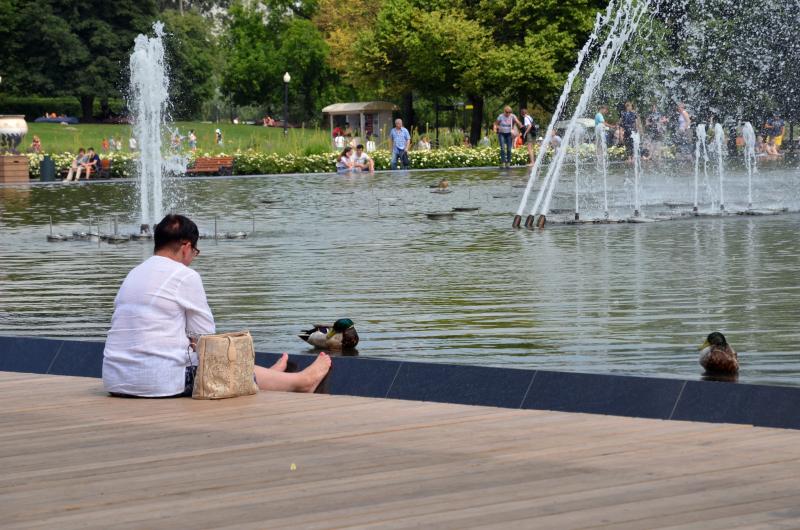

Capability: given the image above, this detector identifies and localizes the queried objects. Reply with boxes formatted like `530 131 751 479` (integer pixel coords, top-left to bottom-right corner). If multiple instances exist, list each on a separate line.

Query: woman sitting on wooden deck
102 214 331 398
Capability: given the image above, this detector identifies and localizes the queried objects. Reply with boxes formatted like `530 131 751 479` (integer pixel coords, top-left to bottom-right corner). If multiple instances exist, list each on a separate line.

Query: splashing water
694 124 709 210
513 3 614 222
742 122 757 208
714 123 726 211
595 123 609 216
534 0 650 219
129 22 177 226
631 131 642 216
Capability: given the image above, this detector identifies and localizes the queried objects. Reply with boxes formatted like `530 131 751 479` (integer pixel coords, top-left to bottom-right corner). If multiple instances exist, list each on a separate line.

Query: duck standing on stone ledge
699 332 739 374
299 319 359 351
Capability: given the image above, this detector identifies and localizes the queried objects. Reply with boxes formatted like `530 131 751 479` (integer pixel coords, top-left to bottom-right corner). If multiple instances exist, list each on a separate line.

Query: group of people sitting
63 147 101 182
336 144 375 173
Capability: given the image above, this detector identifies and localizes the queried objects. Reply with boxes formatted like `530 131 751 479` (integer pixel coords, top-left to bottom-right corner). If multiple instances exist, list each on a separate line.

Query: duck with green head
299 319 359 351
699 332 739 374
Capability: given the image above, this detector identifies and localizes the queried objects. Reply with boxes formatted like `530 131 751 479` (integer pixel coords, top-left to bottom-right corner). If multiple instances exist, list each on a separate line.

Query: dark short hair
88 147 95 151
154 214 199 253
356 144 364 149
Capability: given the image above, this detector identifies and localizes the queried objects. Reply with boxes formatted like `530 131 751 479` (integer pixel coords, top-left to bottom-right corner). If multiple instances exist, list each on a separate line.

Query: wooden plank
0 371 799 530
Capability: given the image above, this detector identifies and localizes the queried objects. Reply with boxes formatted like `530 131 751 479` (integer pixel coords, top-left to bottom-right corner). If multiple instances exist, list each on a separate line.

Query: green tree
1 0 158 121
346 0 604 144
160 9 219 119
220 0 335 122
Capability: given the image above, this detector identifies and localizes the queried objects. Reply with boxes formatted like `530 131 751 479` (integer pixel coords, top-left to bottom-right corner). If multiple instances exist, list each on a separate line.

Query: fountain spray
632 131 642 217
693 124 708 214
714 123 726 211
512 2 615 228
742 122 756 209
129 22 170 227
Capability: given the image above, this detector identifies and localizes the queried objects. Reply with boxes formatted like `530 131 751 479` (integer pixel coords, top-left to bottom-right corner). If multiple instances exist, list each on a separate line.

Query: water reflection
1 167 800 386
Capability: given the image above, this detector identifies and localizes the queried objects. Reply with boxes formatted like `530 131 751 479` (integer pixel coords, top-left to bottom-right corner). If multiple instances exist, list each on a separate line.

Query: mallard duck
699 332 739 374
299 318 359 350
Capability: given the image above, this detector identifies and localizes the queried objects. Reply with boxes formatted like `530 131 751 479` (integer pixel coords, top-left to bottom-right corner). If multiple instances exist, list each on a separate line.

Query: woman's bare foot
270 353 288 372
300 352 332 393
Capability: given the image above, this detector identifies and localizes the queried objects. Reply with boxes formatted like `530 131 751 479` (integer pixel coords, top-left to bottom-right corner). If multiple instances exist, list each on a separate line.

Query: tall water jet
595 123 609 217
513 3 615 228
573 127 586 221
714 123 726 211
535 0 650 221
631 131 642 217
693 124 708 213
742 122 756 208
129 22 170 226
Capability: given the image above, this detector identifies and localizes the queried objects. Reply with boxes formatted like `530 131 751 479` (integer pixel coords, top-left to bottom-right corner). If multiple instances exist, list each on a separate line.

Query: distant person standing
494 106 523 168
765 112 785 149
215 128 223 146
390 118 411 170
520 108 538 166
188 130 197 151
101 137 110 153
129 137 138 151
619 101 639 161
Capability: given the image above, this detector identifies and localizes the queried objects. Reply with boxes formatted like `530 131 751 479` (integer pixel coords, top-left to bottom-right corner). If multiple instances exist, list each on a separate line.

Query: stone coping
1 335 798 430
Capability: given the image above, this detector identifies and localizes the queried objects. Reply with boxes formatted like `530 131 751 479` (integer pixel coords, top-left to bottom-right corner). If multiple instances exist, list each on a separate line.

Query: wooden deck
1 371 799 529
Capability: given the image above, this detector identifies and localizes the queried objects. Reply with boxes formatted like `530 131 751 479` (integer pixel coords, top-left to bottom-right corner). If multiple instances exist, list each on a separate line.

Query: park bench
57 158 111 180
186 156 234 176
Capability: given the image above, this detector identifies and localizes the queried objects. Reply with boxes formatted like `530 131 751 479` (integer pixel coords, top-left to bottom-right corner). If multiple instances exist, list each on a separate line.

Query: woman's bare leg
254 352 331 393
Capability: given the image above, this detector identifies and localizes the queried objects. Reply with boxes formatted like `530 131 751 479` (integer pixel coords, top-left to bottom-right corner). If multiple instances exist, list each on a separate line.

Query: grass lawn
26 121 339 155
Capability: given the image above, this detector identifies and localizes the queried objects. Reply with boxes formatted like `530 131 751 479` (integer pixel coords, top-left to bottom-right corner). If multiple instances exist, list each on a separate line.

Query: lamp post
282 72 291 136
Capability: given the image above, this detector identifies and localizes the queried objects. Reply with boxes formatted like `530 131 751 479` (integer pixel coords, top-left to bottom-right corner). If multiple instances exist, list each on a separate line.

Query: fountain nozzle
633 209 640 218
524 215 535 229
512 214 522 228
139 224 151 235
574 212 580 221
720 204 725 212
536 215 546 228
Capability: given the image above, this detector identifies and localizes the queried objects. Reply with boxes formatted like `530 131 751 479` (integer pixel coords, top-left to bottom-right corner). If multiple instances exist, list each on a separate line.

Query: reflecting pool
1 164 800 386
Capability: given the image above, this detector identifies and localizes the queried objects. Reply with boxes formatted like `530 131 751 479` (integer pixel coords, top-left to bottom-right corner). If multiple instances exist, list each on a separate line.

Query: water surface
1 164 799 386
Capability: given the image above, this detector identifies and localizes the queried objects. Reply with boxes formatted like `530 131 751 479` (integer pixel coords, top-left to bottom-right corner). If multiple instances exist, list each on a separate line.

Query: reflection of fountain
129 22 172 226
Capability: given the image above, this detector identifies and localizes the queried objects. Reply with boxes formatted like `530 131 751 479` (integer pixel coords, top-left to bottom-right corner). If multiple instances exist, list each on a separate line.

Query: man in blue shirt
389 118 411 170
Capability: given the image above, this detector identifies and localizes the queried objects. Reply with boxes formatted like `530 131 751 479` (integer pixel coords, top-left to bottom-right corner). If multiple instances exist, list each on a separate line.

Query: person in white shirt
520 108 538 166
353 144 374 173
102 214 331 397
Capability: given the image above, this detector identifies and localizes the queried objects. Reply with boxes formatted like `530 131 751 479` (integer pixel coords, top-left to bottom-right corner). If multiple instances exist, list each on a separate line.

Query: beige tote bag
192 330 259 399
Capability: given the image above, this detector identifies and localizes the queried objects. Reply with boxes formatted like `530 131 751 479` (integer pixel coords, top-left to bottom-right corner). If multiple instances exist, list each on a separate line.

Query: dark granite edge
1 336 799 430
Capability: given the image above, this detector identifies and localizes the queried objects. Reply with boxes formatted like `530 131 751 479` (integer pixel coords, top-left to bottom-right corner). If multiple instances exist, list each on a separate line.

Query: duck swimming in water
699 332 739 374
299 319 359 351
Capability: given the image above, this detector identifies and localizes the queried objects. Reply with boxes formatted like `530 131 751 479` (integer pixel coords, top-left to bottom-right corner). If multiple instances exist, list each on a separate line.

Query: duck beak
326 329 335 338
699 339 710 350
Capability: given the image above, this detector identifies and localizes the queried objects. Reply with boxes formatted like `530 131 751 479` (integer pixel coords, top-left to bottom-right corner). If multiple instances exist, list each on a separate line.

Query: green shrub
24 144 629 179
0 97 124 119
